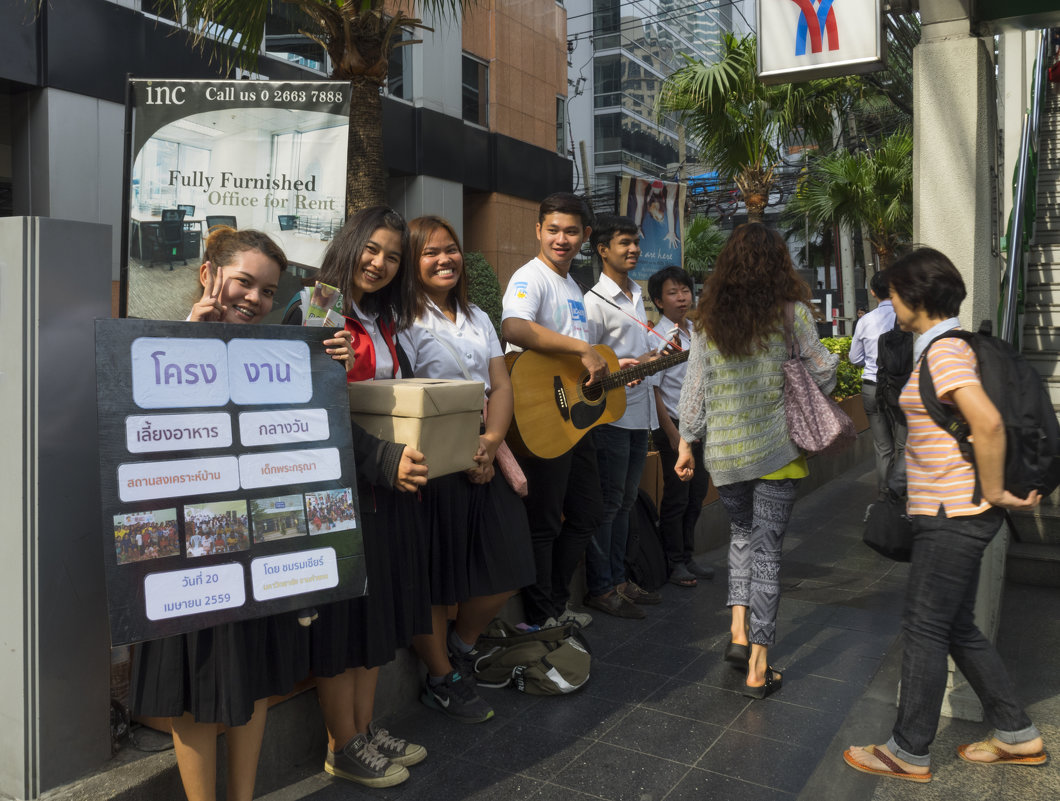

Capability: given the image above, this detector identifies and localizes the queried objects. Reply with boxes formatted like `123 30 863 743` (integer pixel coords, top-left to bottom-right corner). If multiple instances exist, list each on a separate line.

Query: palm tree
784 129 913 271
658 33 845 224
682 216 726 280
158 1 470 213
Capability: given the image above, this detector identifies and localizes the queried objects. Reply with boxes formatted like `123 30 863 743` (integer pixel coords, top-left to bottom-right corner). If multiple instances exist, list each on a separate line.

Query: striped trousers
715 478 800 647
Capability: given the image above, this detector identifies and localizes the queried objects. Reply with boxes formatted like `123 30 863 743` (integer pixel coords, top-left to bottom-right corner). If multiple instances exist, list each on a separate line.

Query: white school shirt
653 313 691 419
501 257 591 349
347 298 394 381
400 301 502 395
584 273 656 430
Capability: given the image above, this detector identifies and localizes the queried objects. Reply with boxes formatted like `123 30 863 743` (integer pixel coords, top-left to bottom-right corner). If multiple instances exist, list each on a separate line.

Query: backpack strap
917 330 982 504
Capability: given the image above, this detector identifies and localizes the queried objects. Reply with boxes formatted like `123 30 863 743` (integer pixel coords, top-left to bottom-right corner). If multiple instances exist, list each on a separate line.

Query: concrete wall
913 32 1000 329
11 88 126 282
0 218 113 799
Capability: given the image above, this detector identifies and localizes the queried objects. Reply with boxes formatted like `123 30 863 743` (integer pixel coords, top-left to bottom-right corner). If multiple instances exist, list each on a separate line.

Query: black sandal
723 641 749 670
742 667 782 699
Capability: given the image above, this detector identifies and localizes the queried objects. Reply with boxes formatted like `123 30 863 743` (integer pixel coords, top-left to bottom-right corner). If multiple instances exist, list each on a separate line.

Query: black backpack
624 489 668 592
919 323 1060 503
875 318 914 425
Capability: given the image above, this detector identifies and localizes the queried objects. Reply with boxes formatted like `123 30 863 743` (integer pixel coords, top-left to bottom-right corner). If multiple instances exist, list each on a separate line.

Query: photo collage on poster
111 488 360 564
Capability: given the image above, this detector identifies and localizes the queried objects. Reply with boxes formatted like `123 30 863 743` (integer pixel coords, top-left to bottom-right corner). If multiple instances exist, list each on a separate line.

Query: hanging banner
96 319 365 646
124 79 351 320
620 176 686 281
757 0 884 84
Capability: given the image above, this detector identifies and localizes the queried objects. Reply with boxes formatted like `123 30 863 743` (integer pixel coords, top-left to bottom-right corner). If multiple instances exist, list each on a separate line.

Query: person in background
648 265 714 588
675 223 838 699
130 227 351 801
401 215 536 723
844 247 1045 783
289 206 431 788
582 215 661 619
849 270 906 496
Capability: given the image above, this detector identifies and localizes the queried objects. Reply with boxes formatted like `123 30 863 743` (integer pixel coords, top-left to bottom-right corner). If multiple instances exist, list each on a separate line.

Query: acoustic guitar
505 345 690 459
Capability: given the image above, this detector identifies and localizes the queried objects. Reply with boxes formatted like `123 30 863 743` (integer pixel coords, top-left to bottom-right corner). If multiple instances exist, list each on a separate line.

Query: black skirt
422 470 535 605
309 478 432 676
130 611 309 727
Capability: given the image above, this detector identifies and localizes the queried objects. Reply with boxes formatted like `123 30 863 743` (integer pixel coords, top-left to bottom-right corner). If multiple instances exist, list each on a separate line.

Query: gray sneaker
324 732 409 787
368 722 427 767
421 671 495 723
557 602 593 629
448 646 478 682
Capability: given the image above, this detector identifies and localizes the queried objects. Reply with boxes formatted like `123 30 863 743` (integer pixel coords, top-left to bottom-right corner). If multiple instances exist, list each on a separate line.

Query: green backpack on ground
471 619 591 695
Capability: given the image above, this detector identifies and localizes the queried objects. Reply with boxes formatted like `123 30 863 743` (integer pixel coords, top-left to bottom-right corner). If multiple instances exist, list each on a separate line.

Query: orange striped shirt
900 336 992 517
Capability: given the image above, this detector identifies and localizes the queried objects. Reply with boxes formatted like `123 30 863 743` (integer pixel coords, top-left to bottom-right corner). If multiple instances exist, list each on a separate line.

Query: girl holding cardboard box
400 215 536 724
288 206 432 788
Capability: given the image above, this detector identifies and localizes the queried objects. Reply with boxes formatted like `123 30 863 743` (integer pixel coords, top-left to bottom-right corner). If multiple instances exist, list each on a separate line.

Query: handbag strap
782 301 800 359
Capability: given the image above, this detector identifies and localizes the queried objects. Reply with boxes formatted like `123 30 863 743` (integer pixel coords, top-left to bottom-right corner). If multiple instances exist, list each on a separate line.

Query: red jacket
344 315 400 383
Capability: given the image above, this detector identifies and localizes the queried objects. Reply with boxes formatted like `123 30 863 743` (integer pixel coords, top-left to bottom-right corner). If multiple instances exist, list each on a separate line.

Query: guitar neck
598 349 689 391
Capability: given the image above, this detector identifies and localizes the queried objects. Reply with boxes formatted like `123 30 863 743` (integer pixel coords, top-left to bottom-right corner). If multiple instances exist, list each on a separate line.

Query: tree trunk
345 76 388 215
745 194 766 224
738 168 771 225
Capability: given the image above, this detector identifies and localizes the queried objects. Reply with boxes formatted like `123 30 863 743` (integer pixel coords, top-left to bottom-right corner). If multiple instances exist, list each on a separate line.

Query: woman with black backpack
843 247 1046 783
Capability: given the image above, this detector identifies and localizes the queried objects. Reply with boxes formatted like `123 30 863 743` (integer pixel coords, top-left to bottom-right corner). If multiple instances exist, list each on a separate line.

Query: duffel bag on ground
472 618 590 695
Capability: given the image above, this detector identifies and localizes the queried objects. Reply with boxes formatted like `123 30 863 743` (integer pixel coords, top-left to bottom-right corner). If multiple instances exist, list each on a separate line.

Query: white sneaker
557 603 592 629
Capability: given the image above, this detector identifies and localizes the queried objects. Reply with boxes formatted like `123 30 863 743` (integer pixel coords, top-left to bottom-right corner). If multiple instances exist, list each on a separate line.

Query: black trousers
517 436 603 624
654 425 709 567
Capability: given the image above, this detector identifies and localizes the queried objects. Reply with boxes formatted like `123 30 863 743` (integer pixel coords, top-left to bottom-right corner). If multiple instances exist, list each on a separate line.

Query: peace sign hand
190 261 225 322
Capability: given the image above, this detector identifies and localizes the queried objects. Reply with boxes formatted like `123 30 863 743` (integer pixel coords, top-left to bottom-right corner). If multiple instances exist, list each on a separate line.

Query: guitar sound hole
581 377 603 403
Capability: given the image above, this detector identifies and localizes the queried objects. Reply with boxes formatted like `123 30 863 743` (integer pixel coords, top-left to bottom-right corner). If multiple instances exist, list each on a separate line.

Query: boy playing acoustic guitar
582 216 663 618
501 192 606 628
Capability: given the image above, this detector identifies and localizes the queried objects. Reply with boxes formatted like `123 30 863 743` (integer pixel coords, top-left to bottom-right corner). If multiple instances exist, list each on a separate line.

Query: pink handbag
782 303 856 455
483 399 528 497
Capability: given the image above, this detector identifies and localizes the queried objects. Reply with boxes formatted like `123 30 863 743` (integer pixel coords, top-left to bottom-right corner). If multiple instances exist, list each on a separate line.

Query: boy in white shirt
501 193 605 627
582 216 661 618
649 266 714 587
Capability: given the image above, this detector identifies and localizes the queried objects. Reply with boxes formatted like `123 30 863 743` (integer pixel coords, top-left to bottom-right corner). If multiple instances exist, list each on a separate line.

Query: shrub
465 251 503 337
820 336 863 401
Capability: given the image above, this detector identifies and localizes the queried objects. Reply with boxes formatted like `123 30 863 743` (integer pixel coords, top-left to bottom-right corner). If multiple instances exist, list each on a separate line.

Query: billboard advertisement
124 79 351 320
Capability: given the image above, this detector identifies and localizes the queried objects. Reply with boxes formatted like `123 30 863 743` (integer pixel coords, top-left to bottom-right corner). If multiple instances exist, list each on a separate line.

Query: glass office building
566 0 751 210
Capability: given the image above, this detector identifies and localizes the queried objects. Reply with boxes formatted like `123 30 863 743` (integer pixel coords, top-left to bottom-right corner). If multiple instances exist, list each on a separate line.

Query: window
265 4 326 72
142 0 179 24
592 0 620 50
594 113 621 165
594 54 621 108
387 32 414 100
556 97 567 155
462 54 488 127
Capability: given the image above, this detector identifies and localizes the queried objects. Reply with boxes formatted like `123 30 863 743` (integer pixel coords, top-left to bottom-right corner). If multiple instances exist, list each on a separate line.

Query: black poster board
96 319 364 645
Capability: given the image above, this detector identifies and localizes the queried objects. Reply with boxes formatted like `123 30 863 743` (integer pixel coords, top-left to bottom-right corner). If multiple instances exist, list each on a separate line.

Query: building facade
564 0 751 213
0 0 572 291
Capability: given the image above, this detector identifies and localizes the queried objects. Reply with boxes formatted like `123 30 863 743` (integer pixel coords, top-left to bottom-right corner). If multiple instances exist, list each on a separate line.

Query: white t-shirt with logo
501 257 591 348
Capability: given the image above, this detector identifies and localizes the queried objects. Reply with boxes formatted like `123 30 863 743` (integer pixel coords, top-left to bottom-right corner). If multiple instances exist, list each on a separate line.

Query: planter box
838 394 869 433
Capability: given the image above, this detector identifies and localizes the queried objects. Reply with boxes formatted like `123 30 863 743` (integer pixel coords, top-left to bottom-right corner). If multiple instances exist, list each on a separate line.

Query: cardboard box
348 378 484 478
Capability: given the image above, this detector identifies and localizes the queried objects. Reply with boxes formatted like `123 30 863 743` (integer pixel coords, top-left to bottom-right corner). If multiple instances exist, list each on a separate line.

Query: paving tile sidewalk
266 458 916 801
802 547 1060 801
